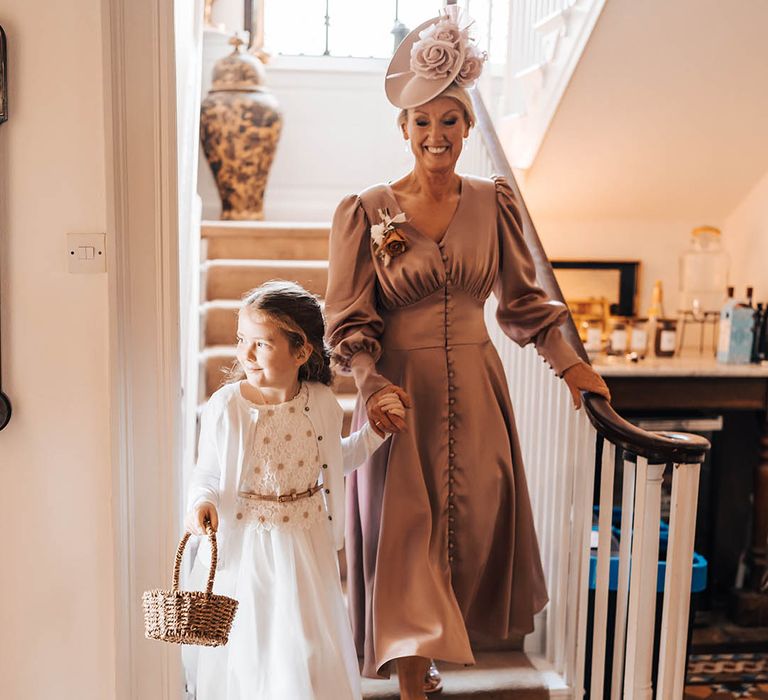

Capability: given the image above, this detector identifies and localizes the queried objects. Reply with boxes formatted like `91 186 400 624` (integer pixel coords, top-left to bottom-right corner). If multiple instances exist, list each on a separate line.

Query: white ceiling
516 0 768 221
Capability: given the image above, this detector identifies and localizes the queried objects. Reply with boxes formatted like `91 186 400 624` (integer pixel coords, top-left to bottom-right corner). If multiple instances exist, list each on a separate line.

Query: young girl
185 280 406 700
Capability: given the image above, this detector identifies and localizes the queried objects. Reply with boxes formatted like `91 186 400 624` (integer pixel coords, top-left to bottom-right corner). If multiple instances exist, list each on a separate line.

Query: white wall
724 169 768 304
520 0 768 222
531 216 725 316
0 4 115 699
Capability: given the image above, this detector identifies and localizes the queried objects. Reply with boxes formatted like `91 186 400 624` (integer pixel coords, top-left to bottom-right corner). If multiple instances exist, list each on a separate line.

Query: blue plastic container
588 507 708 593
583 507 707 697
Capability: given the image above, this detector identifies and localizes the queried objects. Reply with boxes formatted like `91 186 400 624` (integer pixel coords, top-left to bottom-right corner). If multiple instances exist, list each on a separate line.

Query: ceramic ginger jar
200 36 282 220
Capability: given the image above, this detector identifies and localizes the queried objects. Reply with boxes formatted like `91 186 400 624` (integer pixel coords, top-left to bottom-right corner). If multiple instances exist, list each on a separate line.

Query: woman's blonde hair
397 85 476 130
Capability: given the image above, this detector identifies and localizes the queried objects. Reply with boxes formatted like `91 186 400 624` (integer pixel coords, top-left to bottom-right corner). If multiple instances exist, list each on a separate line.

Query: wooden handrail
470 89 709 464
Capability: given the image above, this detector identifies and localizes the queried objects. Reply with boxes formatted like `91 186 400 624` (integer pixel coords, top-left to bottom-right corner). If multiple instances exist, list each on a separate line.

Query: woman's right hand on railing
184 502 219 535
366 385 412 437
563 361 611 410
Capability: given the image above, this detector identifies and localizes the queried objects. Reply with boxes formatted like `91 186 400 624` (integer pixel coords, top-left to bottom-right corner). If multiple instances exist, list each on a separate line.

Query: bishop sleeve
325 195 392 402
493 176 582 377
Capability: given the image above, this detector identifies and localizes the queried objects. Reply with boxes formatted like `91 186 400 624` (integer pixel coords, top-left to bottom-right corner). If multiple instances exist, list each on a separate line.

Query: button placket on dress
440 241 457 565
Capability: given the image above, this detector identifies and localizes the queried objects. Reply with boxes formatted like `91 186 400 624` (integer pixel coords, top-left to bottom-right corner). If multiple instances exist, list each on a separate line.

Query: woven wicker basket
143 526 238 647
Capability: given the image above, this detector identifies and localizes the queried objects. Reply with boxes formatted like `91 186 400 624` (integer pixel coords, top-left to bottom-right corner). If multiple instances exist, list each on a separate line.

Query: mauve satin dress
324 175 582 678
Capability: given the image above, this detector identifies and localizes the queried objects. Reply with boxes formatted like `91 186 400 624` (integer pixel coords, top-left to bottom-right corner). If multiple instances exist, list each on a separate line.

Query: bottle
678 226 730 313
717 287 736 360
647 280 665 320
752 303 767 363
717 286 755 364
746 286 754 307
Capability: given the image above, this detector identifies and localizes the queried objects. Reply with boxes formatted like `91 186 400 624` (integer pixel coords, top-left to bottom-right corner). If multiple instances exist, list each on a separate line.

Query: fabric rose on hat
455 44 487 87
410 36 461 80
418 17 463 46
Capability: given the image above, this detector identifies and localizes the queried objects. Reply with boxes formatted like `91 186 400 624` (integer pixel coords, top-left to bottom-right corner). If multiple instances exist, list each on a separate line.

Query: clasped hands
366 386 412 438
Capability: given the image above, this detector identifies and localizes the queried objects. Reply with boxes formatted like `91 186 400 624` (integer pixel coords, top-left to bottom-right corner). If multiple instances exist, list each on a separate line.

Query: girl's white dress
192 383 363 700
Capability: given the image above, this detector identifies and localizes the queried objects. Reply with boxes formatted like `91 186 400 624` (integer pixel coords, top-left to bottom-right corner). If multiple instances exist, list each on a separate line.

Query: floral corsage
371 208 407 267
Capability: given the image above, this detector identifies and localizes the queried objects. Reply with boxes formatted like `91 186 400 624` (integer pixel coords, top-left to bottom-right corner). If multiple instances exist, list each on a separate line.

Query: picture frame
0 25 7 124
552 260 640 317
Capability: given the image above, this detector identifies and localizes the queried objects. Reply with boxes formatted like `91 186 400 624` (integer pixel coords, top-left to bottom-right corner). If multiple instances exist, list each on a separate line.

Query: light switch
67 234 106 274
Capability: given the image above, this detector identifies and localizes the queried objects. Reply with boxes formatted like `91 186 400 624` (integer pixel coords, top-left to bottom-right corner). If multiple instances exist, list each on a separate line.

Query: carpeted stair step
202 220 330 260
201 300 241 347
204 259 329 301
361 652 562 699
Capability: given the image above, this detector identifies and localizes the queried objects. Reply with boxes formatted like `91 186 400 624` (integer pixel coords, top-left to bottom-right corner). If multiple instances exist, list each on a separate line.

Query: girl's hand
377 392 406 419
184 502 219 535
367 384 412 437
563 361 611 410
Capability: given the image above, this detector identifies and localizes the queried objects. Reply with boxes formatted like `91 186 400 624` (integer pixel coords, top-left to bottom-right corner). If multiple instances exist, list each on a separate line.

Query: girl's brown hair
227 280 332 386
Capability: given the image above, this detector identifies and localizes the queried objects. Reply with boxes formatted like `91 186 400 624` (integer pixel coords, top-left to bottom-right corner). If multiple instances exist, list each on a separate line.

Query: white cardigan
187 380 385 564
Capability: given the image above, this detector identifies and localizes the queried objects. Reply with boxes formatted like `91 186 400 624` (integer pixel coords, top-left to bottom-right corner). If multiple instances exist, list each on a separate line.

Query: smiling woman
323 8 610 700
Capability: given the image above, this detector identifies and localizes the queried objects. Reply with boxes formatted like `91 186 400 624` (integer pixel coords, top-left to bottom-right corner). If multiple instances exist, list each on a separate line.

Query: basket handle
172 522 218 597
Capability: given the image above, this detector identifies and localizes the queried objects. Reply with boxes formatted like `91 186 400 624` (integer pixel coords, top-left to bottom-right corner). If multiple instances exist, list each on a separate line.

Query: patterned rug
685 653 768 698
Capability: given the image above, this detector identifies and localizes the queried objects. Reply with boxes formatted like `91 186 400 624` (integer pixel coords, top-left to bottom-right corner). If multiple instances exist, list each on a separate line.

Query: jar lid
210 35 266 92
692 225 721 236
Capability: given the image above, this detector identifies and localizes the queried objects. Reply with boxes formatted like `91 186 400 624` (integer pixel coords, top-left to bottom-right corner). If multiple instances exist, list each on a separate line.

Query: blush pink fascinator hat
385 5 488 109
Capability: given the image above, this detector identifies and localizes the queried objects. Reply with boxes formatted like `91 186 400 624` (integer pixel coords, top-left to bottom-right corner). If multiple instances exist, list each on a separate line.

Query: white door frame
102 0 184 697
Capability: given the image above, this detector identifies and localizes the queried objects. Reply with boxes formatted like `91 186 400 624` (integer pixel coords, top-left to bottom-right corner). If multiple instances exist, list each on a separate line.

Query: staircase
199 220 357 432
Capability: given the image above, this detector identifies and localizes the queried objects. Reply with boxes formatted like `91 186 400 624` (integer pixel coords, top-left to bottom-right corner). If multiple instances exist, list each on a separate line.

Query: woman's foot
424 660 442 694
396 655 430 700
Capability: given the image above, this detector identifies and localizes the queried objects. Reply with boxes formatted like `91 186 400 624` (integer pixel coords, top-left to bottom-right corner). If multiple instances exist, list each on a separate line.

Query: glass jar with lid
629 318 649 358
654 318 678 357
608 319 628 356
679 226 730 314
582 319 604 355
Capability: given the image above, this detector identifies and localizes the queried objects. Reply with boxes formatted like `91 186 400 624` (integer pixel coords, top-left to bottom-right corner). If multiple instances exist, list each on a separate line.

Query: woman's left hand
563 361 611 409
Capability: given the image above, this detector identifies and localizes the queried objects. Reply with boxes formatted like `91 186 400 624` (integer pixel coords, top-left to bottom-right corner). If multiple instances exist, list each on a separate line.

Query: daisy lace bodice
236 383 327 531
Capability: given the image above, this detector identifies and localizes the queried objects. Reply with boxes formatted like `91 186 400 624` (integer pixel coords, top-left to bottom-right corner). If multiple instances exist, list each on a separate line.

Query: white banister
590 440 616 699
611 457 636 700
551 397 576 675
624 458 665 700
572 409 597 693
657 463 702 699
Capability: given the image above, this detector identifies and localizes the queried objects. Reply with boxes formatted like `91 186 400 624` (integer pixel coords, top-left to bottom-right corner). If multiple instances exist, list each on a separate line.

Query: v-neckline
385 175 465 248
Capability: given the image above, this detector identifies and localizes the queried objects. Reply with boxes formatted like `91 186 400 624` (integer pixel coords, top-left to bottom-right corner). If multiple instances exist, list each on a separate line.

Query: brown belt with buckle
238 483 323 503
